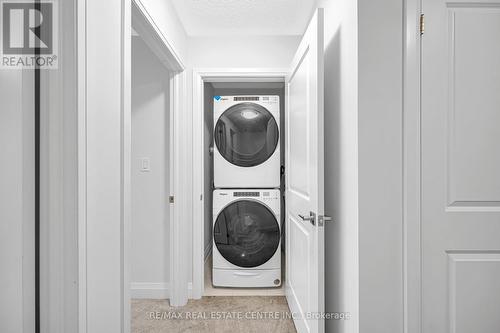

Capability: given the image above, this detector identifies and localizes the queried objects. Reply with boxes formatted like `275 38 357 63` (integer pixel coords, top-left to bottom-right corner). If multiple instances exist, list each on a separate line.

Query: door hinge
420 14 425 35
169 196 174 204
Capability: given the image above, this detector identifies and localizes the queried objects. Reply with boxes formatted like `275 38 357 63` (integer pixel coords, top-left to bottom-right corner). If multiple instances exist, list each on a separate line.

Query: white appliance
213 96 280 188
212 189 281 288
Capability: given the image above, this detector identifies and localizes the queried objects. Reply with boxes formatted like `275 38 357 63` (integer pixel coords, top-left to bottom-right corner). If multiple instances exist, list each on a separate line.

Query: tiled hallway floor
132 296 297 333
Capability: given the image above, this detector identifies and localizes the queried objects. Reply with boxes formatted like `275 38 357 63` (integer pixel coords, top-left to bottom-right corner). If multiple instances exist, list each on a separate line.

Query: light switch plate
140 158 150 172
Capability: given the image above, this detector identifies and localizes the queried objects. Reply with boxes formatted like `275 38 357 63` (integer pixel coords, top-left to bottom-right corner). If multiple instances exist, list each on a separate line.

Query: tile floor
132 296 297 333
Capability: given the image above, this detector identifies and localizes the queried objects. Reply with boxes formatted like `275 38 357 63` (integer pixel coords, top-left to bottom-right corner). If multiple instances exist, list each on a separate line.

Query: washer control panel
228 190 280 201
233 191 260 197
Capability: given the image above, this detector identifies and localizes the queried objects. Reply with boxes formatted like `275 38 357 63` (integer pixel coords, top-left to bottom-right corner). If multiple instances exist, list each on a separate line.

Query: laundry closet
130 2 328 332
202 82 286 295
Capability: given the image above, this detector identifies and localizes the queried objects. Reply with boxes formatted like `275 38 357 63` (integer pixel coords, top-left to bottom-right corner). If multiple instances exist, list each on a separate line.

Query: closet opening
196 78 288 298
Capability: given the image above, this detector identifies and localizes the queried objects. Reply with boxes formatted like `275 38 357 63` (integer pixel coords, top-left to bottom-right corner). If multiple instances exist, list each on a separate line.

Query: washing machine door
215 103 279 167
214 200 280 268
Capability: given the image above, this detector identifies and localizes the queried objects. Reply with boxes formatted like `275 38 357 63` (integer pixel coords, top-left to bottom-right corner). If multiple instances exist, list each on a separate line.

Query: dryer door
215 103 279 167
214 200 280 268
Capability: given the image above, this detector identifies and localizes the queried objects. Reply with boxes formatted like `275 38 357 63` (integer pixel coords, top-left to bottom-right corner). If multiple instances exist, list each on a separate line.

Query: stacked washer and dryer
212 96 282 288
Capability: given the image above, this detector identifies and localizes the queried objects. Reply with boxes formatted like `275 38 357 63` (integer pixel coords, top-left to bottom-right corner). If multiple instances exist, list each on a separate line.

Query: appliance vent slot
234 191 260 197
234 96 259 101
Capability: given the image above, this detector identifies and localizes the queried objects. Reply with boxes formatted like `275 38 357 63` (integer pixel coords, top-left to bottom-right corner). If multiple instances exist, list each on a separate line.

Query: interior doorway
127 0 185 327
191 70 289 299
130 70 299 333
201 81 286 297
130 29 172 300
127 6 326 333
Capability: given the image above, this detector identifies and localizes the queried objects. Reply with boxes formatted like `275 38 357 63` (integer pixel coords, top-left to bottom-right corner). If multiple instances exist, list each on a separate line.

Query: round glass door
214 200 280 268
215 103 279 167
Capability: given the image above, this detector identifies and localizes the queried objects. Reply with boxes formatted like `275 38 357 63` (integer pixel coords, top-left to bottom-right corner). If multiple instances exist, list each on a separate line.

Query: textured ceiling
170 0 317 36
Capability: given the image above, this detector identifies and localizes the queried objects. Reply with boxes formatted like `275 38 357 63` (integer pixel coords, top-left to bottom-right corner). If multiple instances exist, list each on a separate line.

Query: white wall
317 1 360 332
131 36 171 298
357 0 404 332
188 36 300 68
318 2 405 332
0 71 31 333
318 1 405 332
137 0 188 64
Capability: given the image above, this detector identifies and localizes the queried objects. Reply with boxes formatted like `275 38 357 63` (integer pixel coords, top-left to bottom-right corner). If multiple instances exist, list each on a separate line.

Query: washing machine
212 189 281 288
213 96 280 188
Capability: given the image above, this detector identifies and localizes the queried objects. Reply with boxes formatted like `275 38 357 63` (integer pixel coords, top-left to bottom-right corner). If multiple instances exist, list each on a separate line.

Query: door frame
403 0 422 332
130 0 186 307
129 0 188 310
77 0 185 331
191 68 287 299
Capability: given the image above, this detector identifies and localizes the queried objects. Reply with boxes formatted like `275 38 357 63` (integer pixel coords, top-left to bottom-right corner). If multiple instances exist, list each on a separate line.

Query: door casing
403 0 423 332
191 69 287 299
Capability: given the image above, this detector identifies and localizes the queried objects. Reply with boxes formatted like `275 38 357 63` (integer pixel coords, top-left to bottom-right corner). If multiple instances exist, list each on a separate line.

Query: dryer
213 96 280 188
212 189 281 288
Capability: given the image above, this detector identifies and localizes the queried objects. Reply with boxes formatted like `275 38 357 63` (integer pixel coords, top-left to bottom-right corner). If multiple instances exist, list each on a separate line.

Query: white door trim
191 68 287 299
131 0 185 72
77 0 185 331
76 1 87 331
403 0 422 332
168 70 190 306
121 1 131 332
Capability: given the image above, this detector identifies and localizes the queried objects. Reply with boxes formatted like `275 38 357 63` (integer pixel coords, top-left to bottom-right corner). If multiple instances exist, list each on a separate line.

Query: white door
422 0 500 331
285 9 325 333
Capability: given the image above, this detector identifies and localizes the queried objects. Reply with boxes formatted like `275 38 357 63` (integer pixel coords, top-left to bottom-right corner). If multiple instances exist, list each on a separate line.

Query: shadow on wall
324 26 345 333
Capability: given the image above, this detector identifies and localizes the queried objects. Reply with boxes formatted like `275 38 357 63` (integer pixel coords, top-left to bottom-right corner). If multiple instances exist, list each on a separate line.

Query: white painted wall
316 1 360 332
357 0 404 332
137 0 188 64
317 2 405 332
0 71 30 333
131 36 171 299
188 36 300 68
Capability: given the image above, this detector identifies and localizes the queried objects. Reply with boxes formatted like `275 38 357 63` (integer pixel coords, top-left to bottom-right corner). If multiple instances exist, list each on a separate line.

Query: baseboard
131 282 169 299
204 242 212 262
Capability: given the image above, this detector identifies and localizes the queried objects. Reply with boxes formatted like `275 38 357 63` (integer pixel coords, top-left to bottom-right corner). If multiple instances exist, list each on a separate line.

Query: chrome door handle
299 212 316 226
